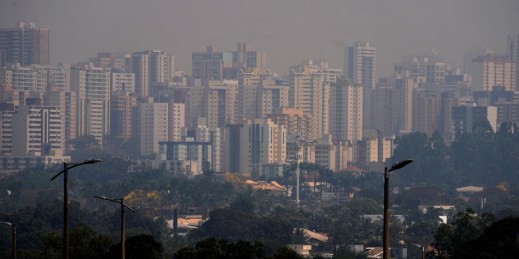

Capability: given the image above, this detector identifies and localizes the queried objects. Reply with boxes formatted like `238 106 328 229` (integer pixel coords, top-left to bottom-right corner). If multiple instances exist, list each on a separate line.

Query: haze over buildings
0 1 518 175
1 0 517 75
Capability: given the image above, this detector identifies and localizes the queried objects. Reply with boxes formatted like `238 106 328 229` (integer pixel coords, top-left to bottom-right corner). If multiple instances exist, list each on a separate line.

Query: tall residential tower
0 22 49 67
345 42 376 129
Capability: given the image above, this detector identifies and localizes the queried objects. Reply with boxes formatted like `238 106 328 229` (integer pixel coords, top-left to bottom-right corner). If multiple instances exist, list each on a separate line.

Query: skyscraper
289 65 328 141
468 55 516 91
237 70 288 120
345 42 376 129
110 91 137 141
12 103 64 156
508 34 519 90
0 22 50 67
329 78 363 142
138 98 168 156
71 64 111 145
224 119 286 175
131 50 174 98
192 46 233 81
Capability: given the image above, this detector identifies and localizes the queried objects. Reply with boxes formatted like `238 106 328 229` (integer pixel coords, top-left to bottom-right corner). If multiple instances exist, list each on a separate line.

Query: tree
433 208 494 258
272 246 304 259
40 226 112 259
452 216 519 259
107 234 163 259
174 237 266 259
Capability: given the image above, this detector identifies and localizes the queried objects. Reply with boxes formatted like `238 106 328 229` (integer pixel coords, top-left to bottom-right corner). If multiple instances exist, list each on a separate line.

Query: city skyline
1 0 517 75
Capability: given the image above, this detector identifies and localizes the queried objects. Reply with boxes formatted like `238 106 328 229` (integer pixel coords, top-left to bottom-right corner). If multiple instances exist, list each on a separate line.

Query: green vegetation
1 123 519 257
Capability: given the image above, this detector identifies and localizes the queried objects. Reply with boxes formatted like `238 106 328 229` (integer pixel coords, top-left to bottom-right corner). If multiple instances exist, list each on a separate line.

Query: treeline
390 121 519 188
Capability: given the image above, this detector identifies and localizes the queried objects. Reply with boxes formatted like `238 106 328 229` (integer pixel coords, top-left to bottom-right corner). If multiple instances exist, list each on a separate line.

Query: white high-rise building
139 98 168 156
0 105 14 155
329 78 363 142
168 100 185 142
508 34 519 90
187 80 237 128
345 42 376 129
467 55 516 91
12 104 64 156
71 63 111 145
0 64 38 93
237 70 288 120
0 64 71 94
289 65 329 141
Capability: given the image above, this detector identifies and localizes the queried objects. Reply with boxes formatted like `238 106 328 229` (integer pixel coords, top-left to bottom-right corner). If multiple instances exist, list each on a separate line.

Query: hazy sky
1 0 518 76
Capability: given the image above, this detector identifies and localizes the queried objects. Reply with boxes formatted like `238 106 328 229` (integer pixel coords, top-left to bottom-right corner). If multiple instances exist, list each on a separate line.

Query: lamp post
50 159 101 259
94 195 135 259
383 159 413 259
1 221 15 259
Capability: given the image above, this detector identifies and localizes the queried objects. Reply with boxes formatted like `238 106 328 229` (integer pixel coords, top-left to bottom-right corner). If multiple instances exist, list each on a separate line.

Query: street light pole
383 159 413 259
94 195 135 259
1 221 15 259
51 159 101 259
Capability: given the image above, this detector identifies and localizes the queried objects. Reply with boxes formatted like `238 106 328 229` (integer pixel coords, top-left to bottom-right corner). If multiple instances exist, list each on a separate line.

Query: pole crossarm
1 221 14 226
50 159 102 180
94 195 135 212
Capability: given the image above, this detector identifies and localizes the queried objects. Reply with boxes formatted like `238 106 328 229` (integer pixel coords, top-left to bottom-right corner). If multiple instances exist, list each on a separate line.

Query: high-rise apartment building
345 42 376 87
0 22 50 67
0 64 38 93
131 50 174 98
111 72 135 93
268 107 312 141
168 99 185 142
345 42 376 129
0 64 71 95
224 119 286 175
192 46 233 81
233 43 267 71
468 55 516 91
394 51 446 84
187 80 237 128
89 52 130 71
289 65 329 140
394 78 416 134
34 64 71 92
0 104 15 155
71 64 111 145
139 98 168 156
372 80 396 137
12 103 64 156
237 70 288 120
329 78 363 142
193 43 267 80
110 91 137 141
508 34 519 90
192 126 224 172
412 89 441 136
43 86 69 149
